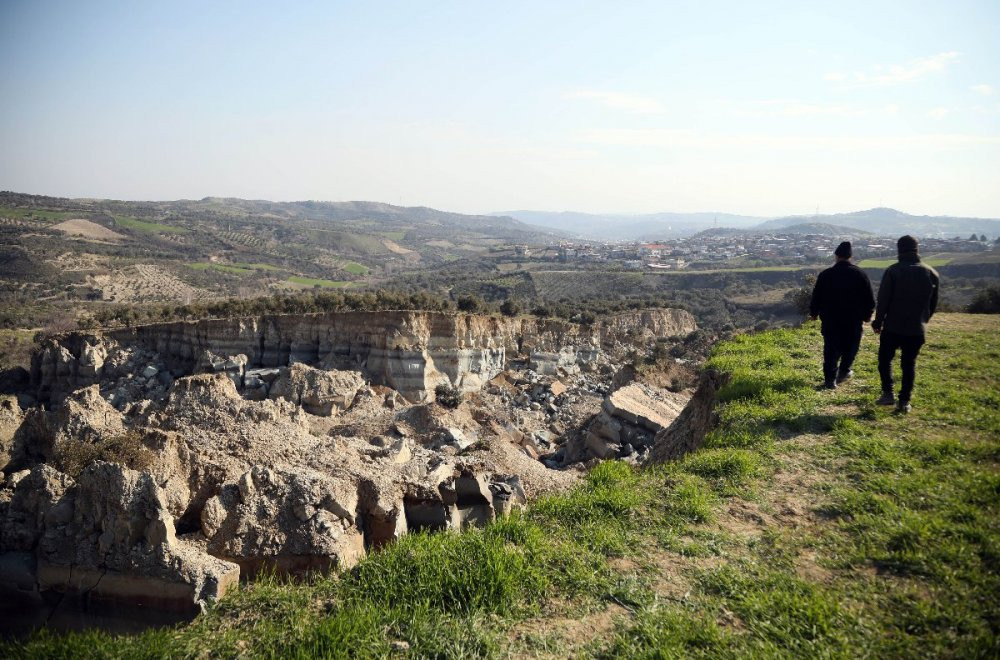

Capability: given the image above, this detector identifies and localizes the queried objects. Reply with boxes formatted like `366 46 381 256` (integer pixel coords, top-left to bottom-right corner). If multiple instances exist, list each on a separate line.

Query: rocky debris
566 383 688 464
3 308 705 620
244 367 280 393
646 369 731 464
31 335 172 408
194 350 248 389
268 363 365 416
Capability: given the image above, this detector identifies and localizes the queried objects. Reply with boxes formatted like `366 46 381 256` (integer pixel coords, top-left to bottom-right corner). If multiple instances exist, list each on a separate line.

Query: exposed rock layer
31 309 696 404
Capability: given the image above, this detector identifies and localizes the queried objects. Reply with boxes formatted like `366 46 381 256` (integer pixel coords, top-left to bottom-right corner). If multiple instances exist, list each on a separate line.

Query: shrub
434 383 462 409
456 295 483 313
498 299 520 317
53 431 155 479
967 285 1000 313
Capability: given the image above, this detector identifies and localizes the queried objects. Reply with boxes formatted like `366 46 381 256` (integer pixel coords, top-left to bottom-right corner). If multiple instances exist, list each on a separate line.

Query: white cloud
825 51 960 88
927 107 951 120
565 90 665 114
971 83 996 96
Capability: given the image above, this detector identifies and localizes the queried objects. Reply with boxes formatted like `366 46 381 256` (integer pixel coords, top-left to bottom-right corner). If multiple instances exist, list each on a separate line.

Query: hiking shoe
895 401 912 415
836 370 854 384
876 392 895 406
822 380 837 390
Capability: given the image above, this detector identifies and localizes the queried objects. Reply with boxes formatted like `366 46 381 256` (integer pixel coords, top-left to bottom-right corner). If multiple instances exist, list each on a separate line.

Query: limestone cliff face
30 308 696 404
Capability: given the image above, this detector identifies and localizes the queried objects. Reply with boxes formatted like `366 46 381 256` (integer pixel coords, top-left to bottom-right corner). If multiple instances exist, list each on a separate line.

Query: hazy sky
2 0 998 217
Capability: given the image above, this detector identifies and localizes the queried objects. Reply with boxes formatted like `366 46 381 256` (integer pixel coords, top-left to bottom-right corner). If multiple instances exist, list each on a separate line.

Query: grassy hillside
5 314 998 657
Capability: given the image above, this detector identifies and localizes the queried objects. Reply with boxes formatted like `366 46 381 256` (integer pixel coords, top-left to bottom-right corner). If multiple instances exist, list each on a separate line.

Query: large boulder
1 462 239 613
0 397 23 473
268 363 365 416
566 383 688 463
0 464 74 551
646 370 730 464
48 385 125 450
199 466 366 575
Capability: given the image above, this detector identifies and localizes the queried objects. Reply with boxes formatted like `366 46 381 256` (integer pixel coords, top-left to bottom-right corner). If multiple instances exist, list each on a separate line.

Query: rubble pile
1 308 707 623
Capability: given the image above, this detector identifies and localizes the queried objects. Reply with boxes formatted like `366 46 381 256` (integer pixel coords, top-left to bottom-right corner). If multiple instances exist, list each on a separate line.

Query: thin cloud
971 83 996 96
825 51 960 88
565 90 665 114
927 107 951 120
749 99 865 117
577 127 1000 151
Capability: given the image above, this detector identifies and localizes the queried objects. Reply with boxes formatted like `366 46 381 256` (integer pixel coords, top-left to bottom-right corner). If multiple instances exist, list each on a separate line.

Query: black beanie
897 235 918 253
834 241 852 258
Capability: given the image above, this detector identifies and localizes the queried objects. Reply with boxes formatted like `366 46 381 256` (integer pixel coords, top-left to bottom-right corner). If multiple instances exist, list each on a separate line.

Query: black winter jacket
872 252 939 336
809 260 876 326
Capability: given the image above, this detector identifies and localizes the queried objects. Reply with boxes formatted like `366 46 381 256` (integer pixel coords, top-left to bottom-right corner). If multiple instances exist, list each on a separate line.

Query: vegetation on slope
4 314 997 657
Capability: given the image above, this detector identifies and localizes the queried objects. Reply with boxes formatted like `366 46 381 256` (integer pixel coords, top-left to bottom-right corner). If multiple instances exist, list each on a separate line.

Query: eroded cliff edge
30 308 697 404
2 308 698 626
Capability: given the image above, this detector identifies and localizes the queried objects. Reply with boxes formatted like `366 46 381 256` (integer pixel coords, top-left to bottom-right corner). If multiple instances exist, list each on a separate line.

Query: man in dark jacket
810 241 876 389
872 235 939 413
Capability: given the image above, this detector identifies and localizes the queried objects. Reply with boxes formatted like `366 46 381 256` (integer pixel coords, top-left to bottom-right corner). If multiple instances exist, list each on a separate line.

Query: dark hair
897 235 918 253
834 241 852 258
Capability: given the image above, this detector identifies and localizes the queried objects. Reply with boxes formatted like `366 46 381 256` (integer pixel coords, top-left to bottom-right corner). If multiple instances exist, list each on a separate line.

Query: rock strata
31 309 696 404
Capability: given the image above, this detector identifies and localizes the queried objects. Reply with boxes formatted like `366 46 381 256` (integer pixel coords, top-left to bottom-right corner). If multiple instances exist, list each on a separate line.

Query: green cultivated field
5 314 997 657
0 207 80 221
231 262 282 271
287 276 353 288
114 216 188 234
339 260 369 275
186 263 254 275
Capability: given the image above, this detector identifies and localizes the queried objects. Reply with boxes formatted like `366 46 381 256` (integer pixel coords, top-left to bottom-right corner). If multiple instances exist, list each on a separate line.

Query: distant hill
692 222 871 239
756 208 1000 237
0 192 569 306
493 210 768 240
767 222 872 236
498 207 1000 240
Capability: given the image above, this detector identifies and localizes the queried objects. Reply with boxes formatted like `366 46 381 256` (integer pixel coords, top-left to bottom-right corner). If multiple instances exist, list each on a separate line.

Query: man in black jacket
810 241 876 389
872 235 940 414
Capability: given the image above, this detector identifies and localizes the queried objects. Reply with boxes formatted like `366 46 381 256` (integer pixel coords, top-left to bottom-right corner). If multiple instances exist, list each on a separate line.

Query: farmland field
286 276 353 288
114 216 188 234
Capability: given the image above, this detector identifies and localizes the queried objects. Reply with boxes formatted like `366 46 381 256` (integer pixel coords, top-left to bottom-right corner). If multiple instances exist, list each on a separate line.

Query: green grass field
287 276 353 288
858 255 953 268
339 260 369 275
0 207 81 222
230 262 282 272
5 314 997 657
114 216 188 234
186 262 254 275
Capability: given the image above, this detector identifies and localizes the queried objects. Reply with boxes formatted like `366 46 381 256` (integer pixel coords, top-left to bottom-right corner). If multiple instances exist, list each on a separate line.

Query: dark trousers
822 323 863 383
878 331 925 402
